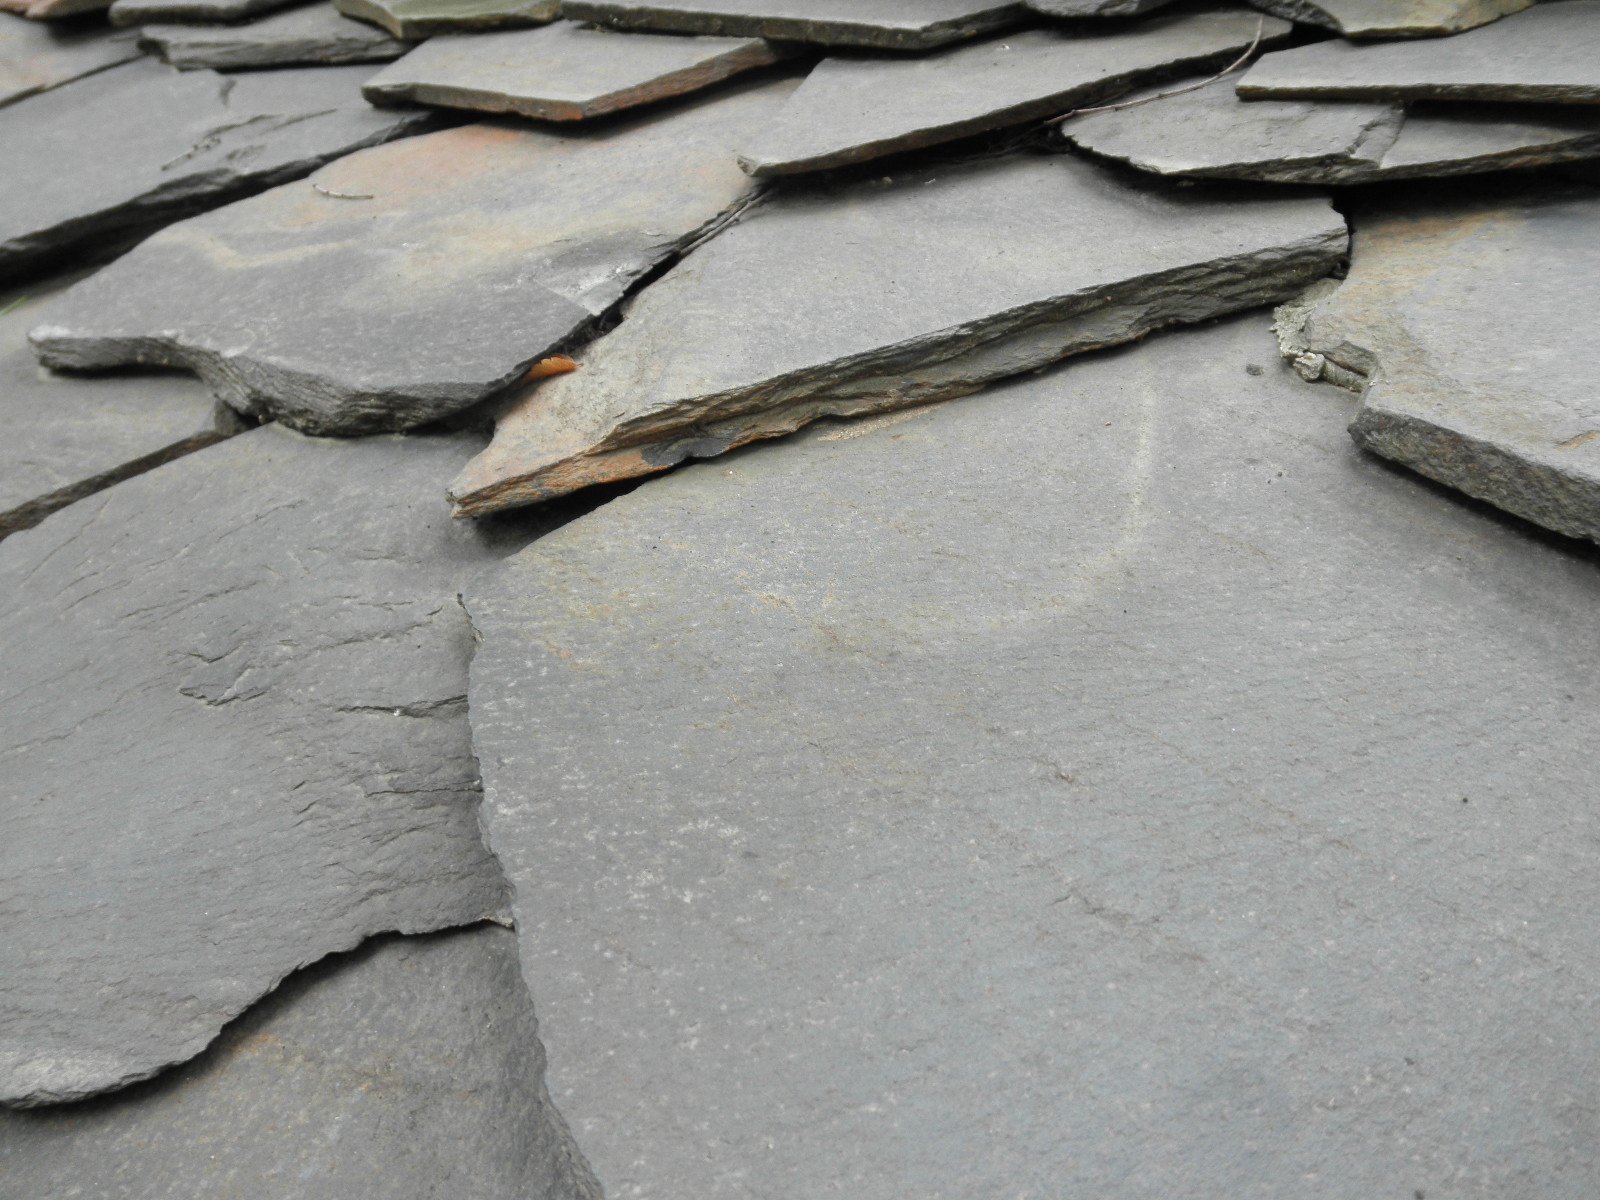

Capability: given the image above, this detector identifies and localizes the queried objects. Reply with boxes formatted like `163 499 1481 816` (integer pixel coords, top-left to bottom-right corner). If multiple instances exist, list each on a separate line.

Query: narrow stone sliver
108 0 302 25
1245 0 1533 38
333 0 557 39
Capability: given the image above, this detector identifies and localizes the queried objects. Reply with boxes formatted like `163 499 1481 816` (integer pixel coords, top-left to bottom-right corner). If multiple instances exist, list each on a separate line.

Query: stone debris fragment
140 2 411 70
738 7 1291 177
0 424 513 1107
464 313 1600 1200
561 0 1024 50
451 155 1343 514
1246 0 1532 38
364 19 783 121
0 276 240 540
0 12 138 106
110 0 297 24
334 0 555 38
0 927 598 1199
0 59 436 282
31 77 795 434
1064 77 1600 183
1285 185 1600 544
1239 1 1600 105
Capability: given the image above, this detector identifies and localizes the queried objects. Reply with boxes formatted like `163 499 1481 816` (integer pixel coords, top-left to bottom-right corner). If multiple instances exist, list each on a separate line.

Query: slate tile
334 0 555 39
449 153 1345 514
0 11 138 106
0 0 109 22
1247 0 1533 38
140 1 410 69
560 0 1025 50
110 0 299 24
1028 0 1177 13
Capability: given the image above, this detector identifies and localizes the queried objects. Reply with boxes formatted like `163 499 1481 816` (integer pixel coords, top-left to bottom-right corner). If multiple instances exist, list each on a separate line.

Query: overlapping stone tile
110 0 299 24
561 0 1024 49
449 154 1344 514
1028 0 1177 13
0 424 514 1106
463 313 1600 1200
0 12 138 106
0 59 436 282
0 926 600 1199
334 0 554 38
1239 0 1600 104
1247 0 1532 38
364 20 783 121
1283 184 1600 543
1064 77 1600 182
0 0 107 22
0 275 240 540
141 2 409 69
737 6 1290 177
31 77 796 434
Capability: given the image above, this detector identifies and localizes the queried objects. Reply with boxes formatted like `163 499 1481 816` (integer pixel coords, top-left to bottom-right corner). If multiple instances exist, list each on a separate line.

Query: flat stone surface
1028 0 1177 13
111 0 296 24
0 274 238 540
739 7 1291 176
450 154 1344 513
1239 1 1600 104
1247 0 1532 38
0 58 435 282
31 77 795 434
364 21 782 121
0 926 600 1199
1292 185 1600 543
464 313 1600 1200
0 424 514 1106
141 2 409 69
0 12 138 106
561 0 1023 49
334 0 555 38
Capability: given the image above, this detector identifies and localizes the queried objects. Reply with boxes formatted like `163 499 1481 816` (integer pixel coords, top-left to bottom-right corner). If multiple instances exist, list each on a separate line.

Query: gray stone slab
31 77 795 435
0 58 435 283
364 21 783 121
1284 186 1600 544
0 275 239 540
0 12 138 106
449 154 1344 514
0 423 514 1106
561 0 1024 50
110 0 297 24
1375 103 1600 178
1238 1 1600 104
463 312 1600 1200
1028 0 1177 14
0 0 108 22
141 2 409 69
334 0 554 38
1248 0 1532 38
738 7 1292 177
0 926 600 1199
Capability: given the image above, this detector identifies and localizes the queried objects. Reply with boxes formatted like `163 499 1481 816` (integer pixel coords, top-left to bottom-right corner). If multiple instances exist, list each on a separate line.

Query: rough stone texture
1065 77 1600 183
450 154 1344 514
1239 1 1600 105
31 77 795 435
0 12 138 106
364 21 783 122
0 0 108 22
1289 185 1600 544
560 0 1024 50
0 926 600 1199
1028 0 1176 13
141 3 410 69
464 313 1600 1200
110 0 299 25
0 424 515 1107
1248 0 1532 38
0 59 436 283
738 7 1292 177
0 274 240 540
334 0 554 39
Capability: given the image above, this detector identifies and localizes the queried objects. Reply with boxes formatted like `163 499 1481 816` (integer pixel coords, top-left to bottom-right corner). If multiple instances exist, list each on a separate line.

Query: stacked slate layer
139 3 411 71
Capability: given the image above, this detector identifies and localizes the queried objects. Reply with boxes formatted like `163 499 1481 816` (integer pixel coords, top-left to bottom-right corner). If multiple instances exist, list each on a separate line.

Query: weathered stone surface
0 424 515 1106
1247 0 1532 38
1239 1 1600 104
31 78 794 435
450 154 1344 513
562 0 1024 49
1029 0 1175 14
364 21 782 121
110 0 297 25
464 313 1600 1200
1287 185 1600 544
0 926 598 1198
335 0 554 38
738 7 1291 176
0 12 137 106
141 2 409 69
0 275 239 540
0 59 435 282
0 0 107 22
1065 77 1600 182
